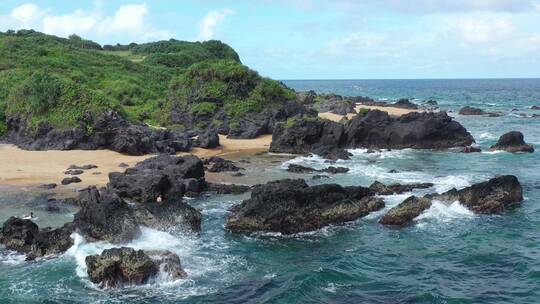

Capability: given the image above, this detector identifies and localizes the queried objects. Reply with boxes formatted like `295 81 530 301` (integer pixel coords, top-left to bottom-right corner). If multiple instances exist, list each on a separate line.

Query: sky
1 0 540 79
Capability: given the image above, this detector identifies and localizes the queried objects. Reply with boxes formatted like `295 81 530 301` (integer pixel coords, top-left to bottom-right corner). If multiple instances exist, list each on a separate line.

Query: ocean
1 79 539 303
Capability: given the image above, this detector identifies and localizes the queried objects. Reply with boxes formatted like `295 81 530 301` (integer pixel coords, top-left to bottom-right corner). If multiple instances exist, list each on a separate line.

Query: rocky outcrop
69 164 98 170
379 196 432 226
85 247 186 288
459 106 485 115
286 164 349 174
271 110 474 159
344 110 474 150
393 99 419 109
461 146 482 153
65 169 84 175
5 110 192 156
369 181 434 195
73 187 140 243
0 217 74 259
61 176 82 185
226 179 382 234
108 155 204 232
205 183 251 195
429 175 523 214
204 157 243 173
193 130 220 149
269 118 350 160
311 93 356 115
379 175 524 227
490 131 534 153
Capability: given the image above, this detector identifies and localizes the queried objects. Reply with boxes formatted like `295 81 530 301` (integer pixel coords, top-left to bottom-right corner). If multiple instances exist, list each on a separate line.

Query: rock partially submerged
490 131 534 153
393 99 419 109
286 164 349 174
379 175 523 227
226 179 382 234
270 110 474 159
85 247 186 288
204 157 243 173
108 155 204 232
379 196 432 226
73 187 140 243
459 106 485 115
369 181 434 195
0 217 74 260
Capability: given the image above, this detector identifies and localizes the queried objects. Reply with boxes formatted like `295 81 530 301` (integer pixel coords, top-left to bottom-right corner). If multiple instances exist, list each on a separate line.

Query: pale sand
319 105 422 122
0 134 272 188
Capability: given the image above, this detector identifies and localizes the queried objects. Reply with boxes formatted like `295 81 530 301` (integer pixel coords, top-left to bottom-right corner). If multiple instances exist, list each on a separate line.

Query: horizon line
280 77 540 81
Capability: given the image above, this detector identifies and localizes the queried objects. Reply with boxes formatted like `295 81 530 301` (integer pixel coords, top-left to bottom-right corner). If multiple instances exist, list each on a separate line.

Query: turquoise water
1 79 540 303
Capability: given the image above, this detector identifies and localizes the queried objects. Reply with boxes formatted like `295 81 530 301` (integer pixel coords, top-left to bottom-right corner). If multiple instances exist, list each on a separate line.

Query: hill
0 30 307 145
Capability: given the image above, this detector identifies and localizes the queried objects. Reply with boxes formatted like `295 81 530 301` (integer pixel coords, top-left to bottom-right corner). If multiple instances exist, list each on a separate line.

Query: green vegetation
285 115 320 128
358 108 370 115
191 102 217 116
0 30 293 135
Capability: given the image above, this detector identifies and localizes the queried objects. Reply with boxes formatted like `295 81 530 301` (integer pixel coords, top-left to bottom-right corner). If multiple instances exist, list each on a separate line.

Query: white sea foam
432 175 471 193
65 226 242 295
0 248 26 265
415 200 475 226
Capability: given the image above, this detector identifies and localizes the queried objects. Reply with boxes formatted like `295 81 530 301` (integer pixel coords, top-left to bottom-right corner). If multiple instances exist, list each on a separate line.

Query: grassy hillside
0 30 291 135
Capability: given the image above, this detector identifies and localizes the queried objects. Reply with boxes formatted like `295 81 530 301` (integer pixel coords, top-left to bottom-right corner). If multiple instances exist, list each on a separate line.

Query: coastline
0 106 417 188
0 134 272 188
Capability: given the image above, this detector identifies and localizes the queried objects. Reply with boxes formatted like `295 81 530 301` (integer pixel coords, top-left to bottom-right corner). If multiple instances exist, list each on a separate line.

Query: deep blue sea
1 79 539 303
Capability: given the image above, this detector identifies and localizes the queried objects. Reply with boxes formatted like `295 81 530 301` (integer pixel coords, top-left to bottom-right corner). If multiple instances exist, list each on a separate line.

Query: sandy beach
0 134 272 188
0 106 414 188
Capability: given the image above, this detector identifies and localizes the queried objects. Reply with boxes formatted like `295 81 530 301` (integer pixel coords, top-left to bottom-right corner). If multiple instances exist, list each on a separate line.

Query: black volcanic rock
5 110 192 156
61 176 82 185
393 99 419 109
204 157 243 172
0 217 74 259
270 110 474 160
490 131 534 153
461 146 482 153
108 155 204 232
459 106 485 115
73 187 140 243
269 118 349 160
379 196 432 226
226 179 382 234
86 247 186 288
193 130 220 149
379 175 524 227
343 110 474 150
286 164 349 174
430 175 523 214
369 181 434 195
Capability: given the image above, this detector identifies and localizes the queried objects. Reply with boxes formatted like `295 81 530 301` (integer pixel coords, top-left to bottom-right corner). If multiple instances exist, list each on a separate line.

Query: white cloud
449 17 515 43
198 8 235 40
0 3 172 42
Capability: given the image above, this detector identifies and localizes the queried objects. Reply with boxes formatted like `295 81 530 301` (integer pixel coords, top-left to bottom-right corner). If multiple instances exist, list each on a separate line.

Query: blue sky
1 0 540 79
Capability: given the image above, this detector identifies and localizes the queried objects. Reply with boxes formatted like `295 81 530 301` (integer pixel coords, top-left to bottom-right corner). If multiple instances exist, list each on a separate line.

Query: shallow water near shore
1 79 540 303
